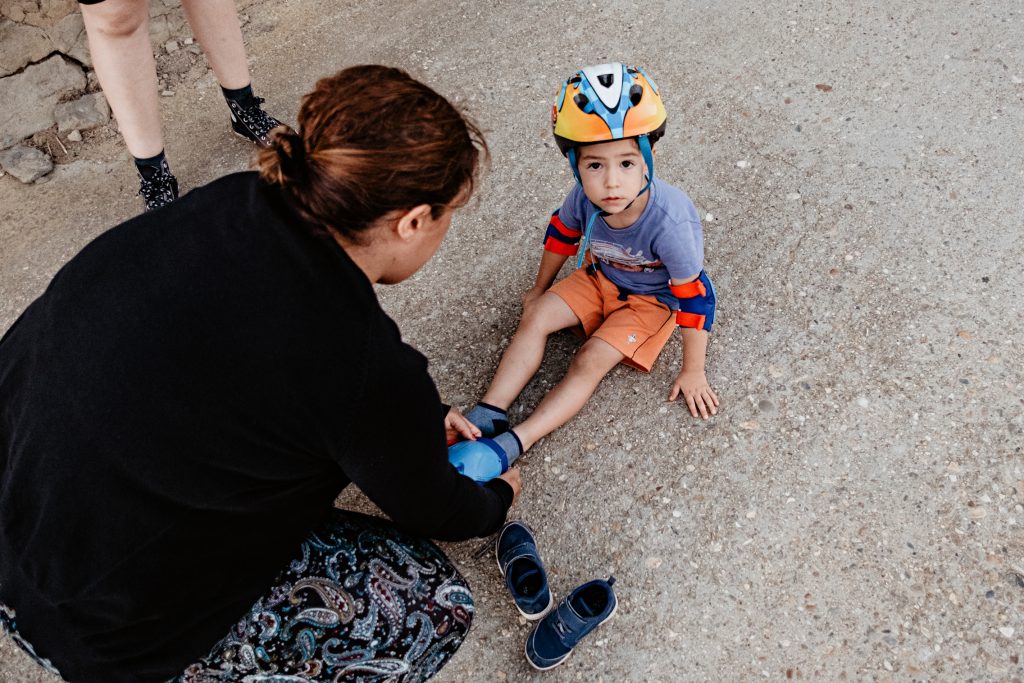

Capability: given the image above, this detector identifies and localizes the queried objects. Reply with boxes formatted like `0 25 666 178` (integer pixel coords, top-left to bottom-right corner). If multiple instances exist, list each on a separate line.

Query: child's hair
258 65 488 243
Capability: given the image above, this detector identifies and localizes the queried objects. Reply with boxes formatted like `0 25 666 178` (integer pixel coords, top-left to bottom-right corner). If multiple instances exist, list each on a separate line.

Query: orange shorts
548 266 676 372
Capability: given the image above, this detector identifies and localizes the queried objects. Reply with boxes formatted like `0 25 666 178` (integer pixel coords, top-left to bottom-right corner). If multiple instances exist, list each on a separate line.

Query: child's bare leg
513 337 625 450
480 293 580 409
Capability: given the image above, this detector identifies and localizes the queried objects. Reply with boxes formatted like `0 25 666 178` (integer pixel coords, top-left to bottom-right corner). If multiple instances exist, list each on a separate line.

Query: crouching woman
0 65 519 682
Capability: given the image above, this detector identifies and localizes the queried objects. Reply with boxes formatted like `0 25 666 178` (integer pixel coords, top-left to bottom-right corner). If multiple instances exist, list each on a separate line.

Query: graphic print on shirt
590 239 664 273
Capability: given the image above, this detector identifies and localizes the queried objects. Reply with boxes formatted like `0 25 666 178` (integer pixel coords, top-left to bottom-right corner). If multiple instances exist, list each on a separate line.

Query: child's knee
569 340 621 376
518 305 554 338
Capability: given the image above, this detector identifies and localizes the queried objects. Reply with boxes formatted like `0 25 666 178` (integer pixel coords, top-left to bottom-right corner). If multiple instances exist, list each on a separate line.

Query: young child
449 63 719 473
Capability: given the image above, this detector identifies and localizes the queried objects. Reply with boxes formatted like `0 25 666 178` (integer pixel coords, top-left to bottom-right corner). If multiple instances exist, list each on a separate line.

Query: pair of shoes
496 521 617 670
228 96 285 147
137 165 179 212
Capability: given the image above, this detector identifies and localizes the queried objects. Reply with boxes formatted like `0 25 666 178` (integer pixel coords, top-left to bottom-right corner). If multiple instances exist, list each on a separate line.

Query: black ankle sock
221 83 255 105
134 151 169 180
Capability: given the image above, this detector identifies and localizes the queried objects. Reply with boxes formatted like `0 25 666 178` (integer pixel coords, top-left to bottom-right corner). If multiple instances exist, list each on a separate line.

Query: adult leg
179 0 250 89
512 337 624 451
80 0 162 158
480 292 581 411
178 510 473 682
180 0 284 146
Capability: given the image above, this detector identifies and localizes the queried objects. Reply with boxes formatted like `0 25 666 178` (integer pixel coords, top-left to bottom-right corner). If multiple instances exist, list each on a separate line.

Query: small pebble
704 212 714 221
165 40 179 53
736 159 750 168
786 192 801 201
856 397 870 408
67 130 82 142
183 37 194 45
998 627 1014 638
161 90 175 97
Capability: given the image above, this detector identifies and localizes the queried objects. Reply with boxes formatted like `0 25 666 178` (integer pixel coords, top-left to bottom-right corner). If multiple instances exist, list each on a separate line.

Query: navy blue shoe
495 521 553 620
525 576 618 670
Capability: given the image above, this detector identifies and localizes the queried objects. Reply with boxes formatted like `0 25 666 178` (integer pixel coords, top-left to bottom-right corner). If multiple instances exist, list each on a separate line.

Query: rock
41 0 77 22
54 92 110 132
149 14 171 46
86 69 100 92
0 55 86 149
2 5 26 23
0 145 53 183
20 0 76 29
46 11 91 67
165 39 179 53
0 19 52 77
66 129 82 142
736 159 750 168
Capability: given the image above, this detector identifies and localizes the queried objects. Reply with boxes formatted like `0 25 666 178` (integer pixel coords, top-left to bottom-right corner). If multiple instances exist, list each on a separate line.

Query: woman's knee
82 0 149 38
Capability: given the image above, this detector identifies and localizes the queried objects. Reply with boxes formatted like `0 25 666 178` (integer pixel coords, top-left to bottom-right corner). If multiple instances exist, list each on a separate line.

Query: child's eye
621 160 635 168
586 162 602 170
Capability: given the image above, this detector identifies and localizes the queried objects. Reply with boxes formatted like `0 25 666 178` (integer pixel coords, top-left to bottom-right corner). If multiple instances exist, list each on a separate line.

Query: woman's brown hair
258 65 488 242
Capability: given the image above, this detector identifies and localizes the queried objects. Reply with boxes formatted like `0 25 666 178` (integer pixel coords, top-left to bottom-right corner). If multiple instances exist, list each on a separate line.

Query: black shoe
138 165 179 212
228 96 284 147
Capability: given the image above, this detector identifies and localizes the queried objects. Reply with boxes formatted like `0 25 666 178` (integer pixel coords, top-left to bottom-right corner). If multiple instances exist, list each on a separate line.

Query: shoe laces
138 167 178 211
231 96 282 145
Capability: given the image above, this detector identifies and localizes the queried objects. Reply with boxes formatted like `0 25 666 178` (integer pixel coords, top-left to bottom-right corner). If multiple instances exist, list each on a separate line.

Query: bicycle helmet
551 63 667 191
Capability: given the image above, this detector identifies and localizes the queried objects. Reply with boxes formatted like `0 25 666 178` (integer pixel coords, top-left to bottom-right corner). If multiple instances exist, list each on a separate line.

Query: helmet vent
573 93 591 111
629 84 643 106
597 73 615 88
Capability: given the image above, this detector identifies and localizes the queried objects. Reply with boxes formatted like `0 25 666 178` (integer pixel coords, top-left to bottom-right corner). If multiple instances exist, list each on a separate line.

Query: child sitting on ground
449 63 719 472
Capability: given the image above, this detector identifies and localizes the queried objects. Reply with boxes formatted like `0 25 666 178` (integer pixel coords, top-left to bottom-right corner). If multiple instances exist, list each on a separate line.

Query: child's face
576 138 648 215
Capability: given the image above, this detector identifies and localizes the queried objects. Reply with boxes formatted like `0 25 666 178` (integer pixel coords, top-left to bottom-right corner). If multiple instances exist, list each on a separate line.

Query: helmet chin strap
570 134 656 269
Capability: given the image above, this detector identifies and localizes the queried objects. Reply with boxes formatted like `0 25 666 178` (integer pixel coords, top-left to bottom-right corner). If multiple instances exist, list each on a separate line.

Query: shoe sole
524 597 618 671
495 523 553 622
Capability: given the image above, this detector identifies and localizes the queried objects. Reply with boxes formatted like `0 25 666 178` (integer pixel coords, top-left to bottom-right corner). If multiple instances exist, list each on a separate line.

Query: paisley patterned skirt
177 509 474 682
1 509 474 683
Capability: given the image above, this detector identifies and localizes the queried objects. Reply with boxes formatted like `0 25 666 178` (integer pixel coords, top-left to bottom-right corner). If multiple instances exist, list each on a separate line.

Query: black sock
221 83 255 106
134 151 170 180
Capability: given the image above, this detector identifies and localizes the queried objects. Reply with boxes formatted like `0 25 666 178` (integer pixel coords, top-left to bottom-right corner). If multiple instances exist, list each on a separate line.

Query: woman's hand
497 467 522 505
444 407 481 444
668 370 719 419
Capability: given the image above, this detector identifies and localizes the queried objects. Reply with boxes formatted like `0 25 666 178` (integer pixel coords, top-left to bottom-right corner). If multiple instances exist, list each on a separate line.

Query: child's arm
523 210 580 306
666 273 719 419
523 250 570 307
669 326 718 419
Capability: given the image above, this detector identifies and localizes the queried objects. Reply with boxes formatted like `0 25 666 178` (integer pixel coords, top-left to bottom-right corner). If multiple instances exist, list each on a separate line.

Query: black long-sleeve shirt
0 172 511 682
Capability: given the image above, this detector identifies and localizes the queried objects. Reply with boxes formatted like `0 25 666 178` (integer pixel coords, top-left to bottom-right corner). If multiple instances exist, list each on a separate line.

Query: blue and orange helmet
551 63 667 191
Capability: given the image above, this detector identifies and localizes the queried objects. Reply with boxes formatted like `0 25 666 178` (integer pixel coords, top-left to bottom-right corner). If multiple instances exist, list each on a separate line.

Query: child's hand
445 407 481 444
521 286 545 311
668 370 719 419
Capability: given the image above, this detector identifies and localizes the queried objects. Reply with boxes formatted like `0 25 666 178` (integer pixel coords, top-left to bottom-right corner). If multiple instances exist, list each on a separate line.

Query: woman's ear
394 204 433 241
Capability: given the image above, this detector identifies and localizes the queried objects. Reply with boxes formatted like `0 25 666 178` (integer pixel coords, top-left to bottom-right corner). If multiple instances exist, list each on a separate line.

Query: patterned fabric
0 603 62 677
177 510 474 683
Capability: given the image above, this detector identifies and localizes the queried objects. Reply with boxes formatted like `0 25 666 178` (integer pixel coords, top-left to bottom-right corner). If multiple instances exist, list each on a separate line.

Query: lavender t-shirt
558 179 704 306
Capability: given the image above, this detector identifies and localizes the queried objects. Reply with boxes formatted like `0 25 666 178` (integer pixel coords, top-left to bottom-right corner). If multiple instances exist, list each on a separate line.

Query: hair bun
276 130 307 179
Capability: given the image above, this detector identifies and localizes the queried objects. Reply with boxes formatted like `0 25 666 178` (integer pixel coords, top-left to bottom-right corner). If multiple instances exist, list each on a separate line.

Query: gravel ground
1 1 1022 681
